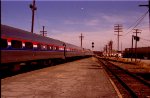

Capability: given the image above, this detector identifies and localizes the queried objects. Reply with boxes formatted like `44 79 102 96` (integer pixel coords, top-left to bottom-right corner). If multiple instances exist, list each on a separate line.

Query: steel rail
98 58 150 98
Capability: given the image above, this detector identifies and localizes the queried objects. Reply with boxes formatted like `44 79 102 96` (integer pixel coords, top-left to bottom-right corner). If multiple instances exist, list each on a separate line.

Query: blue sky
1 0 149 51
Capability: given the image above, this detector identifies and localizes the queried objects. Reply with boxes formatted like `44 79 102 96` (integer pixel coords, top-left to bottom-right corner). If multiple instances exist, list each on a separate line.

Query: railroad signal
92 42 94 49
133 36 140 41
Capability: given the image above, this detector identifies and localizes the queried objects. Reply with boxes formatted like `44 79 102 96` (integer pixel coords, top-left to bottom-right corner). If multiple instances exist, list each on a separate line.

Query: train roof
1 24 82 49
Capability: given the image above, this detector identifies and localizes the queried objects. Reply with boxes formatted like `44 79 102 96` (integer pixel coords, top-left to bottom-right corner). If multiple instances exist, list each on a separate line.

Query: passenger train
1 24 93 71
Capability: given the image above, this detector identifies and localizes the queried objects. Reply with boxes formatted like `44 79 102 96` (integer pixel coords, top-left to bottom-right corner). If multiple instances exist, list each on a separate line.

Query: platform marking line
95 58 123 98
103 67 123 98
109 78 123 98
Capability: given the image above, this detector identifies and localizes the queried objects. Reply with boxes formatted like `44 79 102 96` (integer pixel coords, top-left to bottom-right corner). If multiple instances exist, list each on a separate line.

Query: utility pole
79 33 84 48
139 0 150 31
133 29 141 62
63 43 66 59
29 0 37 33
114 24 123 52
106 45 108 56
131 35 134 61
40 26 47 36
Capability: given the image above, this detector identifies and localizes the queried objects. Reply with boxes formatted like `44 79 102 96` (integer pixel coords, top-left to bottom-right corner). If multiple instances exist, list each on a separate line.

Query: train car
123 47 150 59
1 24 92 71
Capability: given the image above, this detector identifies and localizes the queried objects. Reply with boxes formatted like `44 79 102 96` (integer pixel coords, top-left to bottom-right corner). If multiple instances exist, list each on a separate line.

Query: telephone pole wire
139 0 150 32
40 26 47 36
29 0 37 33
79 33 84 48
114 24 123 52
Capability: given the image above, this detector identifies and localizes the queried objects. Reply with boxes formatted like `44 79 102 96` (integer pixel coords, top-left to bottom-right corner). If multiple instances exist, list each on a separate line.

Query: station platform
1 57 120 98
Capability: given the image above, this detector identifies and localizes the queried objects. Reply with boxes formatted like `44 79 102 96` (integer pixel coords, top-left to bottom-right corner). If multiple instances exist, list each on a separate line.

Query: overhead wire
140 37 150 42
138 41 150 47
126 11 147 31
123 10 149 37
35 9 41 34
120 10 149 50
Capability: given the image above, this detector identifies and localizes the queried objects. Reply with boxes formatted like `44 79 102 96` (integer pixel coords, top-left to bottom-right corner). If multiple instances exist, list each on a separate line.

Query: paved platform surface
1 57 119 98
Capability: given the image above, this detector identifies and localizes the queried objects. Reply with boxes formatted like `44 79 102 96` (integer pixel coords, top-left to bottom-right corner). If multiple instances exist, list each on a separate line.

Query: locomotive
1 24 93 71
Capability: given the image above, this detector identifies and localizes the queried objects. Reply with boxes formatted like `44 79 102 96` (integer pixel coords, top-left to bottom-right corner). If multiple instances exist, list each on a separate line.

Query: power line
139 0 150 32
138 41 150 47
124 10 149 36
140 37 150 42
35 9 41 33
131 10 148 30
126 10 148 31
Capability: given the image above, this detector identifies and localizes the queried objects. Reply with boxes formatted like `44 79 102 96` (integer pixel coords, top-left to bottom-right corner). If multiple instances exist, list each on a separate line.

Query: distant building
93 51 103 56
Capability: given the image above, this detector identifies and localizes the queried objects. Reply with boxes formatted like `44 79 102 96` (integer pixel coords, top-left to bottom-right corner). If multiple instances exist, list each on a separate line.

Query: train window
25 42 33 49
47 45 51 50
11 40 22 49
59 47 64 51
33 44 37 48
67 48 70 51
54 46 59 50
37 44 41 50
50 46 53 50
53 47 55 50
41 45 47 50
56 47 59 50
1 39 8 48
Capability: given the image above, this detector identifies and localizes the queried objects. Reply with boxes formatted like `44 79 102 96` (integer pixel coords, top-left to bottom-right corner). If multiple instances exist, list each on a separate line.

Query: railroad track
97 58 150 98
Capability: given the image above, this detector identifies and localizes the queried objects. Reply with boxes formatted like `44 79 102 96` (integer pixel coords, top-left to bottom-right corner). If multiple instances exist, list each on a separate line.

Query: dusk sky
1 0 150 51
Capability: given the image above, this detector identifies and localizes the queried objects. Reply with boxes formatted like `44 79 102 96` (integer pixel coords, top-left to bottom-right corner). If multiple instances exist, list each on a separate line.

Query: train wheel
11 64 21 72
